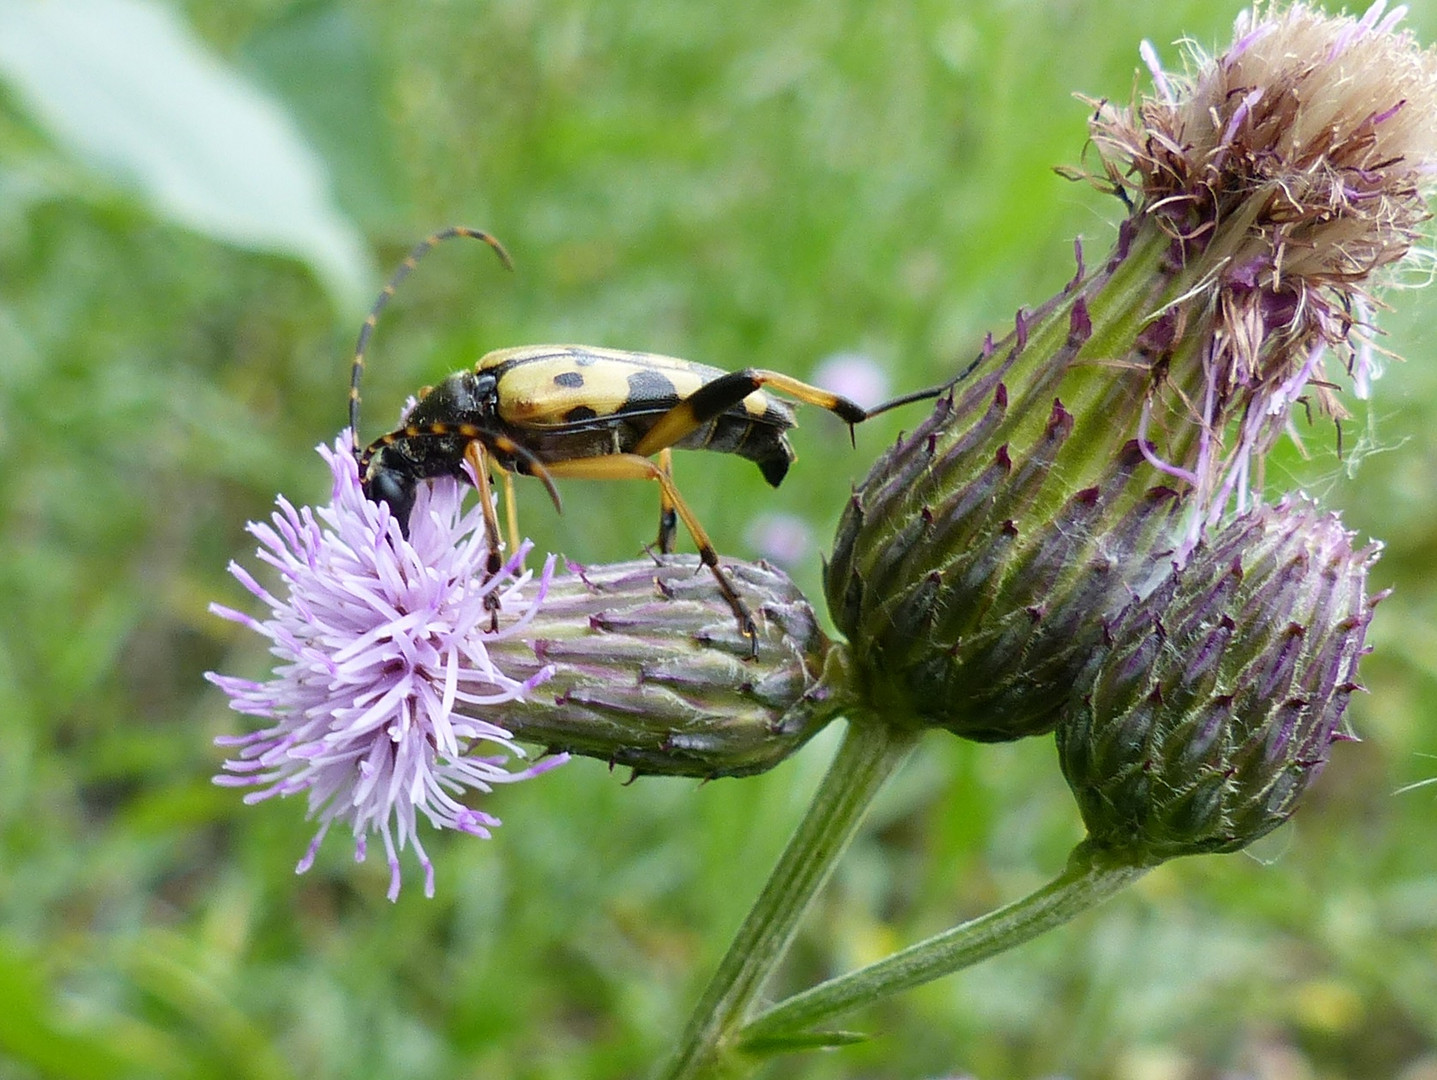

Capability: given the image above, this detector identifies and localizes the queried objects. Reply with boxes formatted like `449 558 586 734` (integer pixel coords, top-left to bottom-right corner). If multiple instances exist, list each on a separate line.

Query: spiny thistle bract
480 557 841 780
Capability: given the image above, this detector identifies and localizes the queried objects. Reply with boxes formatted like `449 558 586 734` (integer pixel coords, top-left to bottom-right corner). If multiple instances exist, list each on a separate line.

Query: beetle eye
365 468 416 537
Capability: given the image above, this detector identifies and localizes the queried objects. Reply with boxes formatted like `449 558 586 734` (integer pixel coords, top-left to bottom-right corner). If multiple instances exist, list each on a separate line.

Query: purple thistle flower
207 437 565 901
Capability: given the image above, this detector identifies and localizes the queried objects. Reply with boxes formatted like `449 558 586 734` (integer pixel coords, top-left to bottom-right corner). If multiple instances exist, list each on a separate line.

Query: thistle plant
665 4 1434 1073
828 0 1437 742
206 3 1437 1075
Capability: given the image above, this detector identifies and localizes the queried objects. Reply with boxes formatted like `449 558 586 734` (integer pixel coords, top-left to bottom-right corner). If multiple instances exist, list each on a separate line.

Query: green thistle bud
827 3 1434 740
1057 499 1378 864
828 388 1184 740
486 558 841 779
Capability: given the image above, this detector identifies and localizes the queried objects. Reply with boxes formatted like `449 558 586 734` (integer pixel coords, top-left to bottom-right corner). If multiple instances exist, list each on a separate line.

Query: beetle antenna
864 341 1006 420
348 227 514 459
862 382 949 418
861 339 1008 421
502 440 564 514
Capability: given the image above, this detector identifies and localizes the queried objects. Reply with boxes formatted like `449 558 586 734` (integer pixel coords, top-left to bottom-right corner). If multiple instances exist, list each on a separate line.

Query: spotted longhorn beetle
350 227 942 656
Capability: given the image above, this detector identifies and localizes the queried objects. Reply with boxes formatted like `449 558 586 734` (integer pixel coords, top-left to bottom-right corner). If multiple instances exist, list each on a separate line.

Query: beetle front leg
463 441 507 632
500 468 522 557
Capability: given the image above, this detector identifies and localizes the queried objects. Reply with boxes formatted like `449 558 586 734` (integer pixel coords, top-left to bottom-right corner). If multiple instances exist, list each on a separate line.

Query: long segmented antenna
861 344 996 420
862 381 949 418
348 226 514 458
501 441 563 514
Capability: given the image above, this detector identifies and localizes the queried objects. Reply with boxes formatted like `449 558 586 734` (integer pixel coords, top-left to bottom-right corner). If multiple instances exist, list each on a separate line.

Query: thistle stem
737 841 1151 1049
656 717 921 1080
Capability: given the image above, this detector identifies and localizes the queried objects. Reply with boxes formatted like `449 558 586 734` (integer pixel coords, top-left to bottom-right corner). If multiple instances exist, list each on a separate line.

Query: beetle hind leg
632 368 870 462
542 454 759 657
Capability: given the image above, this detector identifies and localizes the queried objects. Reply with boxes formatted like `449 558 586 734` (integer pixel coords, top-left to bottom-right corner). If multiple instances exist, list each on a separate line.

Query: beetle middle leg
655 448 678 554
540 453 759 657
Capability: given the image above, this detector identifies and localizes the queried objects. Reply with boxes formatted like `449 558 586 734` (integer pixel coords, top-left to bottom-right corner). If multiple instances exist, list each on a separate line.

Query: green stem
738 841 1152 1049
656 717 921 1080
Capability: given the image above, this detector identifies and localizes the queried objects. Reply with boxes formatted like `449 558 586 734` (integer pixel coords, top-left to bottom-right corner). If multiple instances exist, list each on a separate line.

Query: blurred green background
3 1 1436 1077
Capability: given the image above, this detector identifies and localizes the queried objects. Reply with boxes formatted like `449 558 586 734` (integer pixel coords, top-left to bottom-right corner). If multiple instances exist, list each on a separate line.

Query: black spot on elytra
565 405 599 422
627 369 680 409
553 370 585 389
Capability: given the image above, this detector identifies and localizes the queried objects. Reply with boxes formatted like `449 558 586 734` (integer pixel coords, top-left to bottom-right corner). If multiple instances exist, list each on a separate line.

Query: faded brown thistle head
1083 0 1437 523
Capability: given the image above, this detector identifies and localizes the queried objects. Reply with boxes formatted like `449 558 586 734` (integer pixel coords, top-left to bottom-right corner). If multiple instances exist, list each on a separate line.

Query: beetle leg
655 448 678 554
736 370 871 423
463 441 507 632
542 454 759 658
501 468 521 556
632 368 869 459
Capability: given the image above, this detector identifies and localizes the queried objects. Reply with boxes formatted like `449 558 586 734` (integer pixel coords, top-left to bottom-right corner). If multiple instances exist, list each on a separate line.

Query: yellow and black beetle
348 227 940 654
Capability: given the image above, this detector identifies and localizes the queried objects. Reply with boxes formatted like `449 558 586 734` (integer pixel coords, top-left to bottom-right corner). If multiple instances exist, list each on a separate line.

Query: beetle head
362 449 419 537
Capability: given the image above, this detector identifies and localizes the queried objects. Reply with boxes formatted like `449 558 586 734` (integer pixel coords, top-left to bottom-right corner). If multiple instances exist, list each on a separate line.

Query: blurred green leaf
0 0 372 316
240 4 401 227
0 940 149 1080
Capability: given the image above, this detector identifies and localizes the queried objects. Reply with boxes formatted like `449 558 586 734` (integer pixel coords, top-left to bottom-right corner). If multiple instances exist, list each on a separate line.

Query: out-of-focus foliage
0 0 373 312
1 1 1434 1077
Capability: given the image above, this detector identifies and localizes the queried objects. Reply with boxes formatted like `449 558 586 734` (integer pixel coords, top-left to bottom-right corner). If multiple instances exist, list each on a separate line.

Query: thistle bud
1057 499 1379 864
484 558 841 779
828 398 1183 741
827 2 1434 740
